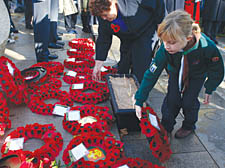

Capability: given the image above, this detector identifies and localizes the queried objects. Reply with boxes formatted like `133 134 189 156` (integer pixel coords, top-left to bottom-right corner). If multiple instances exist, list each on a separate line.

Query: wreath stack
68 38 95 52
111 157 165 168
0 56 27 104
0 92 11 136
28 88 73 115
67 48 95 58
63 105 113 135
139 107 172 162
1 123 63 168
64 56 95 70
69 80 109 104
63 132 124 168
63 71 92 84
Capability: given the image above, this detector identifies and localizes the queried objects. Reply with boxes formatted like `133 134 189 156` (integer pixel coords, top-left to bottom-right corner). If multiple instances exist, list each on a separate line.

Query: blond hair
157 10 201 43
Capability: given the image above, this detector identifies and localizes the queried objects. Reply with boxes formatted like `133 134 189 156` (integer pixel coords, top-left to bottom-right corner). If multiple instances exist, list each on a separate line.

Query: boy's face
163 39 187 54
100 1 117 21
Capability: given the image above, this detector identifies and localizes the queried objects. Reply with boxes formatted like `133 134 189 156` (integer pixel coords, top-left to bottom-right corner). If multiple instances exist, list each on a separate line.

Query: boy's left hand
203 93 210 104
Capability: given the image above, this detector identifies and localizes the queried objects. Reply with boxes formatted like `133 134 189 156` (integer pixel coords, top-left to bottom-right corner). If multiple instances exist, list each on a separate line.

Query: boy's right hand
135 105 142 120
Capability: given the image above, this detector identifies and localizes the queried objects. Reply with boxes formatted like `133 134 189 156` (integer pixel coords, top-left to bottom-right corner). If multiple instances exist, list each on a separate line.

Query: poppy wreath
63 132 124 168
111 157 165 168
31 61 64 82
28 88 73 115
139 107 172 163
74 66 118 81
27 78 62 95
0 56 27 104
62 105 113 135
64 56 95 70
68 38 95 52
70 80 109 104
0 92 11 136
67 48 95 58
1 123 63 168
63 71 92 84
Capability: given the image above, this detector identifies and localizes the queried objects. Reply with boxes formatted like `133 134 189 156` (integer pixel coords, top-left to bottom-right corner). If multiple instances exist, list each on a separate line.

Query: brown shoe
175 128 193 139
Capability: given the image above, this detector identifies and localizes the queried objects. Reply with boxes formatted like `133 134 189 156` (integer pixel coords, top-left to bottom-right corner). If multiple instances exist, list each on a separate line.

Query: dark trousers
203 20 221 42
118 29 154 83
32 0 51 62
161 72 205 133
49 0 58 43
64 14 77 32
24 0 33 26
4 0 16 33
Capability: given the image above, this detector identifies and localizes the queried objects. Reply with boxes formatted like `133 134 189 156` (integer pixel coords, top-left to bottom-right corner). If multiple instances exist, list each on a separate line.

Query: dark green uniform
135 33 224 132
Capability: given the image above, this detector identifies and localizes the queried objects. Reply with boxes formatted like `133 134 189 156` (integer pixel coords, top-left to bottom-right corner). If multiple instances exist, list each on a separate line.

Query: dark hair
89 0 112 16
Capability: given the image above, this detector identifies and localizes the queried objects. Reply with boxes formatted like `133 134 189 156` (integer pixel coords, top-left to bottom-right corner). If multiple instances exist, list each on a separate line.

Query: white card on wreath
149 113 160 130
9 137 24 150
76 61 83 63
100 67 107 72
67 110 81 121
7 62 14 76
72 83 84 90
78 76 85 79
118 165 130 168
66 70 77 77
71 41 78 44
70 143 89 161
53 105 70 116
67 58 76 62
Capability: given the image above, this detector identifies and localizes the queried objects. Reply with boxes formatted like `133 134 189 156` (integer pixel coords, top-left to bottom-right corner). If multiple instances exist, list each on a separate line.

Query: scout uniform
135 33 224 132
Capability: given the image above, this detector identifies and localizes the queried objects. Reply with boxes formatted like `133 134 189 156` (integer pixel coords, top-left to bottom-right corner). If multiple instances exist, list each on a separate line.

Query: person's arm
203 45 224 103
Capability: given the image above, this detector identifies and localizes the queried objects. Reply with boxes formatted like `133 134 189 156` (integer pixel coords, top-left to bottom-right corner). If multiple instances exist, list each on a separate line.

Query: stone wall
0 1 10 56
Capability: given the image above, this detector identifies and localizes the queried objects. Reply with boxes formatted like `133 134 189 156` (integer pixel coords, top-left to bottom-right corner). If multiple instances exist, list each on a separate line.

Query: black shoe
82 27 92 33
57 36 62 40
48 43 63 49
56 41 65 46
14 6 24 13
26 24 33 29
11 28 19 34
48 54 58 60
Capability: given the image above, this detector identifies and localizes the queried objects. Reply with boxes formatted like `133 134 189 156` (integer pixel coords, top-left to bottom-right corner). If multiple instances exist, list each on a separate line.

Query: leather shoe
57 36 62 40
175 128 193 139
56 41 65 46
48 43 63 49
48 54 58 60
26 24 33 29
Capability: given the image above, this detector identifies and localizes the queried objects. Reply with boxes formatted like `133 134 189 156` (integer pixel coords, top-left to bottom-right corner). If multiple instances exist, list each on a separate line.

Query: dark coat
202 0 225 21
164 0 185 13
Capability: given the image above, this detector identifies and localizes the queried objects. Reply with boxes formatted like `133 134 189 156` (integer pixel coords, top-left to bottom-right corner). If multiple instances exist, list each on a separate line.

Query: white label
78 76 85 79
72 83 84 90
70 143 89 161
67 110 81 121
24 76 34 80
101 67 108 72
52 105 70 116
67 58 76 62
9 137 24 150
71 41 78 44
118 165 130 168
7 62 14 76
75 61 83 63
66 71 77 77
195 0 201 2
69 49 77 52
149 113 160 130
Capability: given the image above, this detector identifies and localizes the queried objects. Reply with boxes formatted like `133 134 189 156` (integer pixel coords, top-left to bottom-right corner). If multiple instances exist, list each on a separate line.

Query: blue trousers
32 0 51 62
161 72 206 132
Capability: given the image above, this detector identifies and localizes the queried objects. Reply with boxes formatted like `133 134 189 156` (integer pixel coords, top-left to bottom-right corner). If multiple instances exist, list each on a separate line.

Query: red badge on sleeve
111 24 120 33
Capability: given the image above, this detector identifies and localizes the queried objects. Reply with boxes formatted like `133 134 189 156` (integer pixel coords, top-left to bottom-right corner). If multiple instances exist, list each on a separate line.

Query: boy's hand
135 105 142 120
92 60 104 81
203 93 210 104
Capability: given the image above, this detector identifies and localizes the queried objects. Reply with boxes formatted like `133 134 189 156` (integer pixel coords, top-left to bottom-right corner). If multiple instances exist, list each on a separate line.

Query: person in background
24 0 33 29
202 0 225 44
59 0 78 34
135 10 224 139
164 0 185 13
89 0 165 83
80 0 92 33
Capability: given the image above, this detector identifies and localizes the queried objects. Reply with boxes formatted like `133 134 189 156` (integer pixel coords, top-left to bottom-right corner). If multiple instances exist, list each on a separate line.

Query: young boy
134 10 224 139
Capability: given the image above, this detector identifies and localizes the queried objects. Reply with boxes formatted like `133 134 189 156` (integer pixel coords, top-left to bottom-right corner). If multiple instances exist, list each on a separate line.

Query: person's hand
135 105 142 120
203 93 210 104
92 60 104 81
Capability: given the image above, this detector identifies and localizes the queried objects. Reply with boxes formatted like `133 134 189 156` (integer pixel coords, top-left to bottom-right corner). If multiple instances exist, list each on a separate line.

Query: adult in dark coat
89 0 165 82
202 0 225 44
164 0 185 13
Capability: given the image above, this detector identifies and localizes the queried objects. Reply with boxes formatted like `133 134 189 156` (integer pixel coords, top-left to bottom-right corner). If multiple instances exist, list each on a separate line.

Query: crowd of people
3 0 225 141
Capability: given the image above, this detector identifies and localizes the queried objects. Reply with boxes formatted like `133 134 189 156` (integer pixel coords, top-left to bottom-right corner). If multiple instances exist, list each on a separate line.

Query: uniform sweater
135 33 224 107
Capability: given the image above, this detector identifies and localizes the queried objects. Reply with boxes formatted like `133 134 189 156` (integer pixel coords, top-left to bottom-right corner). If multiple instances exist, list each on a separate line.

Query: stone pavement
0 10 225 168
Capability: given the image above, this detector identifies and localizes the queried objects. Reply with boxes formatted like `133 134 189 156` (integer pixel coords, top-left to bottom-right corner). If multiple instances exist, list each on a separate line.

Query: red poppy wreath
68 38 95 52
64 56 95 70
0 56 27 104
63 132 124 168
139 107 172 163
111 157 165 168
0 92 11 136
1 123 63 168
28 88 73 115
62 105 113 135
67 48 95 58
63 71 92 84
69 80 109 104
